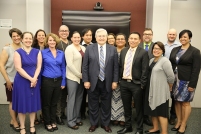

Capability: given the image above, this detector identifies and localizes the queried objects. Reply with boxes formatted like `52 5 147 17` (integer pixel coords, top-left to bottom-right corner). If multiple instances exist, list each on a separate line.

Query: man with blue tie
82 28 119 133
139 28 154 59
138 28 154 127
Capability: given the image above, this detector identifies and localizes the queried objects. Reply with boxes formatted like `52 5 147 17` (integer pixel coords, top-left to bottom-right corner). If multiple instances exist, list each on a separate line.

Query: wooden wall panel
51 0 146 37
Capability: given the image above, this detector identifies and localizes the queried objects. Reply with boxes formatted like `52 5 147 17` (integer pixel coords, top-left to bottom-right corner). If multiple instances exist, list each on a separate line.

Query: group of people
0 26 200 134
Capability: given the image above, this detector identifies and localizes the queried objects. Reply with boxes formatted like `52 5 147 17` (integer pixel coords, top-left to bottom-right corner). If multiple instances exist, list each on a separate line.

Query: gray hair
95 28 108 37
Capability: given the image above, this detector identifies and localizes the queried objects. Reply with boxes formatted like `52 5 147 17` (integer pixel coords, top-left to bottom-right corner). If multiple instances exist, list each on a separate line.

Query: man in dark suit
138 28 154 127
82 28 119 133
138 28 154 59
117 32 149 134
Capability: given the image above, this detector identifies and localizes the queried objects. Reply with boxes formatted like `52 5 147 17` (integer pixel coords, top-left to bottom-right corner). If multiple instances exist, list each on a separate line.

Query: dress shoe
76 122 83 126
176 125 187 134
45 125 54 132
101 125 112 133
51 124 58 131
171 126 180 131
30 126 36 134
145 130 160 133
135 131 143 134
60 112 67 119
144 118 153 126
88 125 98 132
12 125 21 132
56 116 64 125
68 125 79 130
117 127 133 134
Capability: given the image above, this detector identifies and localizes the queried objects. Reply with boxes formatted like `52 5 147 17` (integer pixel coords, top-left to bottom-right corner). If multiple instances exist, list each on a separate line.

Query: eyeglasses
143 34 152 36
108 38 115 40
153 48 162 51
116 38 125 41
60 30 70 33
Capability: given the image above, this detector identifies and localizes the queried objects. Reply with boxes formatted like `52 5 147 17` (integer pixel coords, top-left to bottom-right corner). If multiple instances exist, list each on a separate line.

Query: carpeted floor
0 104 200 134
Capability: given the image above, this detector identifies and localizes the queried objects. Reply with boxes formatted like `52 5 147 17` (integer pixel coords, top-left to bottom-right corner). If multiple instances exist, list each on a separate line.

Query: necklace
22 47 32 55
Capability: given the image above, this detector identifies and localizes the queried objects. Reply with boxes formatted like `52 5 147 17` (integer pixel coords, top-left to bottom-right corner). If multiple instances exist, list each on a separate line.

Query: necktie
145 44 149 51
125 49 133 77
99 46 105 81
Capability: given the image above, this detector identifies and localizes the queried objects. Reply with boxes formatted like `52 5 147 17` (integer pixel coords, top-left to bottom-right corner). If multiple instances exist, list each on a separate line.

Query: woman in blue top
41 33 66 132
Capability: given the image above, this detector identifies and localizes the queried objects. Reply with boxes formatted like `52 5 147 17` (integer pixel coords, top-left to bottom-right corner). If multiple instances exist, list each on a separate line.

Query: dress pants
41 77 62 125
87 79 112 126
67 79 83 127
80 83 87 115
120 80 143 132
56 85 67 117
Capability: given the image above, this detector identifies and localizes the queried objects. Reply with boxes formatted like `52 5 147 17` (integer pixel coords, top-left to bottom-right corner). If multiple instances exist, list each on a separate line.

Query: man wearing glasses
56 25 71 125
138 28 154 127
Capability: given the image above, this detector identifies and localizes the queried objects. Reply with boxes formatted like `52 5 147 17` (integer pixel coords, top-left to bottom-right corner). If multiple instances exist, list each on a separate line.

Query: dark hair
9 28 22 38
129 32 141 39
81 28 92 37
32 29 46 48
179 29 192 39
144 28 153 34
71 31 80 38
108 33 116 39
152 41 165 56
116 33 126 39
21 32 34 39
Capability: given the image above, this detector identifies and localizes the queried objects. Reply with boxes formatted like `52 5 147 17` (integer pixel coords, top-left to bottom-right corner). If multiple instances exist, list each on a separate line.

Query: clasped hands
84 82 117 90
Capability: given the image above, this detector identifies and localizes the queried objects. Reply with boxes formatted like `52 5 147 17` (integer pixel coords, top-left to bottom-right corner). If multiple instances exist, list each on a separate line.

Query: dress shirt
164 41 181 58
143 42 151 49
122 47 137 80
41 48 66 86
81 41 93 48
98 44 106 63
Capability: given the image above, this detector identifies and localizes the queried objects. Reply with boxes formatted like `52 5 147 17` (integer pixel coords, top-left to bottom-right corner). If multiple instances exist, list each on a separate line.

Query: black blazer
169 45 201 88
82 43 119 92
119 47 149 88
138 42 154 59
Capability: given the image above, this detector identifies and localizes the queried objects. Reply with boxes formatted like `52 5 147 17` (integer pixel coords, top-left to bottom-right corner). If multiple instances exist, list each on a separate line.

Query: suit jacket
138 42 154 59
119 47 149 88
169 45 201 88
82 43 119 92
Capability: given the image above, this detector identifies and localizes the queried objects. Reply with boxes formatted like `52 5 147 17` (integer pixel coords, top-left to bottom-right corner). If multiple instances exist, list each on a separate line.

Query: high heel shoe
176 125 187 134
171 125 180 131
30 126 36 134
51 123 58 130
20 128 26 134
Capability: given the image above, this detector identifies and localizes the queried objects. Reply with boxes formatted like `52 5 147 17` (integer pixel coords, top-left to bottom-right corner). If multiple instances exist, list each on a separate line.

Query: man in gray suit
82 28 119 133
138 28 154 126
138 28 154 59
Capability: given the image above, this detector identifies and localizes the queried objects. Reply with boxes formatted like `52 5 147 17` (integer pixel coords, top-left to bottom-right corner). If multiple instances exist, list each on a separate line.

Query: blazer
65 44 86 84
82 43 119 92
169 45 201 88
119 47 149 88
138 42 154 59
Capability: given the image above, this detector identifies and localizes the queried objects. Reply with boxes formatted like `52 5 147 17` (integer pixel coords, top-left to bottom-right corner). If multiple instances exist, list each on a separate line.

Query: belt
42 76 62 82
122 79 132 82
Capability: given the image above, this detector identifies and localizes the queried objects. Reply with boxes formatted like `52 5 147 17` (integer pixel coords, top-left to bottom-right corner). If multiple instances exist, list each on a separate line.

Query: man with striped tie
117 32 149 134
82 28 119 133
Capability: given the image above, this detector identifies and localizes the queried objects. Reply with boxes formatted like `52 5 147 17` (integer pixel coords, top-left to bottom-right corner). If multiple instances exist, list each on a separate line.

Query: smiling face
37 31 46 43
82 30 92 44
128 33 141 48
58 25 69 40
47 36 57 48
96 30 107 45
22 33 33 47
153 44 163 58
71 32 81 45
167 29 177 43
116 35 126 48
107 35 115 45
179 33 191 46
143 30 153 44
11 32 21 44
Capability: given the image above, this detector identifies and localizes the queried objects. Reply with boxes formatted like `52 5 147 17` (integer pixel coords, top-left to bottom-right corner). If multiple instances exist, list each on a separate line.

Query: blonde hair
45 33 60 47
